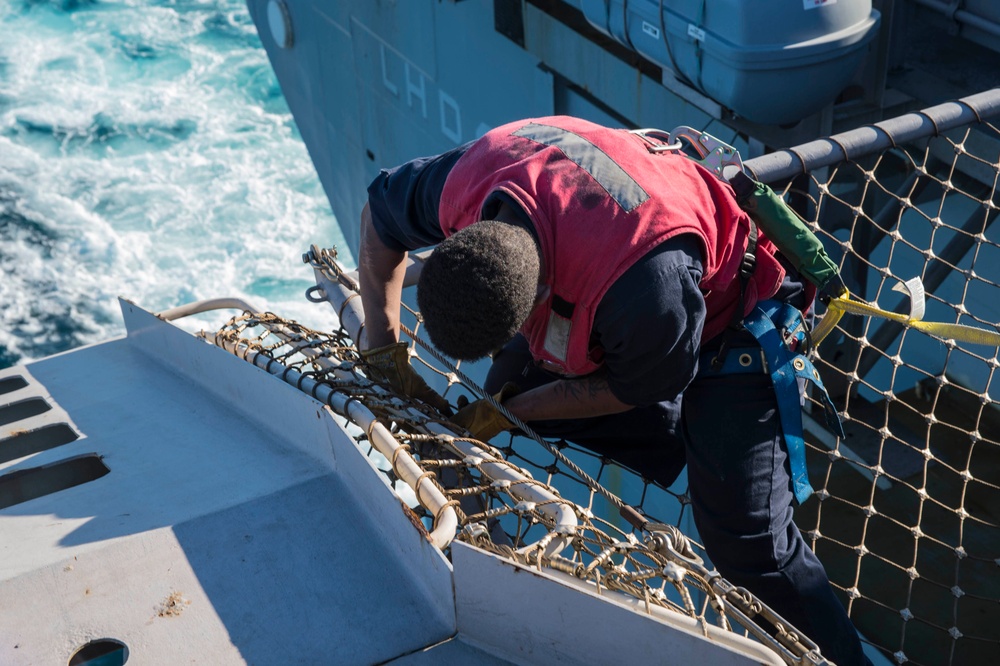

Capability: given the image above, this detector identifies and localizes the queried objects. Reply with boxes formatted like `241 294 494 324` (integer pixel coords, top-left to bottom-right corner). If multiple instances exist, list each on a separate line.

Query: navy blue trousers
486 335 869 666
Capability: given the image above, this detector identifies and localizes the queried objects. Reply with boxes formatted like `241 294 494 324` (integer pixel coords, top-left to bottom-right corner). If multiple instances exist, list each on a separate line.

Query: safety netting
207 93 999 666
750 102 1000 666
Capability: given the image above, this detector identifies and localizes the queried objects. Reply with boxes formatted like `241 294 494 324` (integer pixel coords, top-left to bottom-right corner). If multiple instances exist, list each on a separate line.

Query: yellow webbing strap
813 294 1000 348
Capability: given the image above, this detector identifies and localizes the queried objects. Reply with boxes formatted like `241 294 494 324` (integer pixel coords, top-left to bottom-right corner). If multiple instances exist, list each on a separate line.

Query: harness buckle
741 249 756 278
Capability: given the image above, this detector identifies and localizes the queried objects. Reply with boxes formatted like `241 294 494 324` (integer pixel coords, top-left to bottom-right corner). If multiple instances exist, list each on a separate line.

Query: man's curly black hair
417 221 540 360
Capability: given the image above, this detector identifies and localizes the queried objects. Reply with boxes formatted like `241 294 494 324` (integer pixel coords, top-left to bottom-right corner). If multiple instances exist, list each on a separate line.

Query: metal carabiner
668 125 745 179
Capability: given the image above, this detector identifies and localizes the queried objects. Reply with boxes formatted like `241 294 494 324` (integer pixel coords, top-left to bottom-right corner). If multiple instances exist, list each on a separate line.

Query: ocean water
0 0 347 369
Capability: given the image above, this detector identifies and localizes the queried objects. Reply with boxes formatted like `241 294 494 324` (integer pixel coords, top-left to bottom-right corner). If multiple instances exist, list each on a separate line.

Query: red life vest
438 116 786 376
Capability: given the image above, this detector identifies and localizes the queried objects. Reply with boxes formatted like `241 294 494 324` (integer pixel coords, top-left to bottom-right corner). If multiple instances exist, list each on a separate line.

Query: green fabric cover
735 175 845 296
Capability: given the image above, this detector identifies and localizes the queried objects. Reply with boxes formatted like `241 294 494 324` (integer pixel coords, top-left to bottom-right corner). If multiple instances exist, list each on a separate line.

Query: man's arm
356 202 454 414
505 374 633 421
358 202 407 350
358 145 470 349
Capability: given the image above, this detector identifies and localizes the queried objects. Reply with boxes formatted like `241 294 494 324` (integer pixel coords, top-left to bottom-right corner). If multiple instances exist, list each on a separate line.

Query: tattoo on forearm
555 375 611 403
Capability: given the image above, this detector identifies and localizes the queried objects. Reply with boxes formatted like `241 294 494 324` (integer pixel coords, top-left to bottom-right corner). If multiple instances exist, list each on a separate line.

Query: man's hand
451 383 521 441
361 342 452 415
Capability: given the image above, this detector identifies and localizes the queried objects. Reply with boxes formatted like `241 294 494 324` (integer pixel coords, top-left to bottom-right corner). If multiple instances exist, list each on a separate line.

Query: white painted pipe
157 297 262 321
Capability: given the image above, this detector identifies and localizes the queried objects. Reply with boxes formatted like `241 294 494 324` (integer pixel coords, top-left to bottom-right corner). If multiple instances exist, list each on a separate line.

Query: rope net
208 111 998 666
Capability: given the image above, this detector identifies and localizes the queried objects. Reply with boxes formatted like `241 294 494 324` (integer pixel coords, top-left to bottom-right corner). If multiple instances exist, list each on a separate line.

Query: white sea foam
0 0 347 366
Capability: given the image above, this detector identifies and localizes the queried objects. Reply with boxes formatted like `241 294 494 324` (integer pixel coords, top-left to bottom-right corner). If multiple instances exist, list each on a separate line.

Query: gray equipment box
579 0 881 125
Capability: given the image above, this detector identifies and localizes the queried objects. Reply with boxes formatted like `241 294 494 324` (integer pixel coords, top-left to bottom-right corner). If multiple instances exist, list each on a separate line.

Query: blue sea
0 0 347 369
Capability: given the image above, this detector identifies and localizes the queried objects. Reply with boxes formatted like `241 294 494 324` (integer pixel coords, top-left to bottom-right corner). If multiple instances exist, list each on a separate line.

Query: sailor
357 115 871 666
